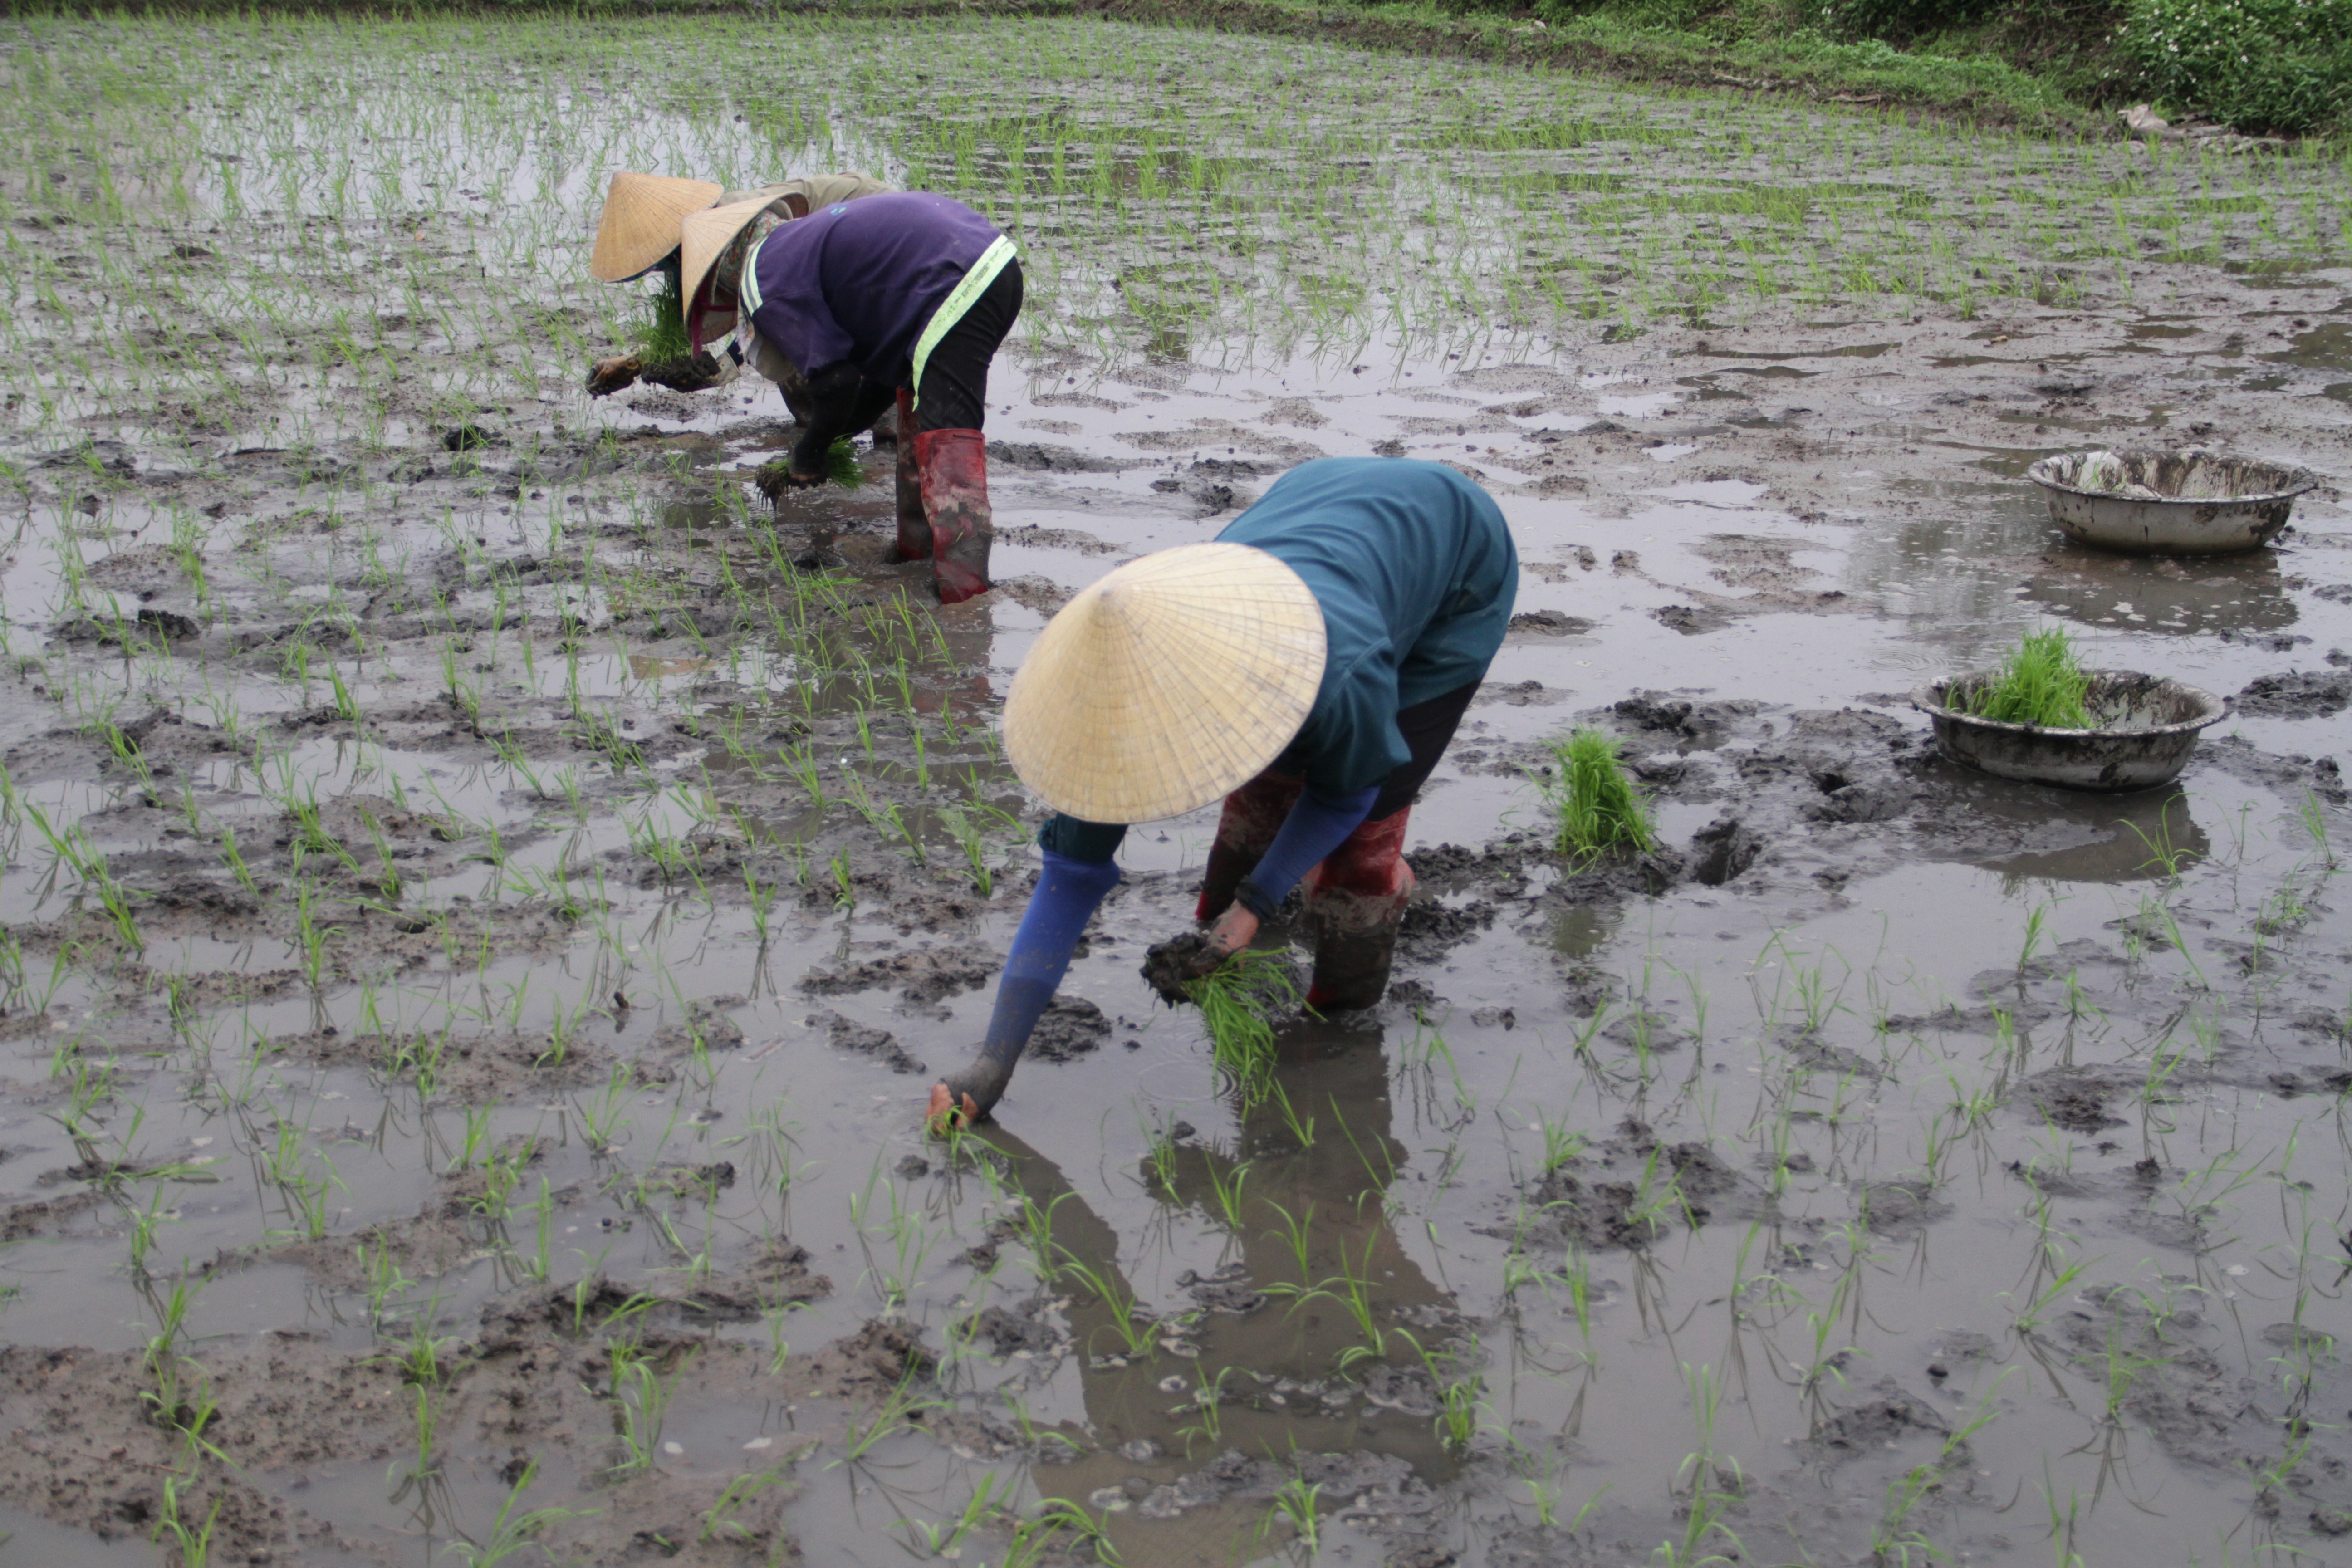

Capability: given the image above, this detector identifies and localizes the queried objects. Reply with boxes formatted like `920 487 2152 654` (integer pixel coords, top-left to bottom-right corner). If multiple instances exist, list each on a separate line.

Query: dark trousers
1369 679 1481 818
911 260 1023 433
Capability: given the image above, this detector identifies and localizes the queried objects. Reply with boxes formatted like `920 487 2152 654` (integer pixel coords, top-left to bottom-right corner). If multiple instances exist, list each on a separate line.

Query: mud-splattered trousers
1191 679 1483 1010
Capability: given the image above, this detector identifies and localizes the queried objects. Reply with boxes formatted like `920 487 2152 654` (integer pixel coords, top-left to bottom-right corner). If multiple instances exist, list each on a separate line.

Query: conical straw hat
589 171 722 283
1005 544 1327 824
678 195 778 328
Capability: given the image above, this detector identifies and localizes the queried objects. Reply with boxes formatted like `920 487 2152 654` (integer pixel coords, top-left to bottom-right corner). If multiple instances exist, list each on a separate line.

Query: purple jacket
746 191 1003 387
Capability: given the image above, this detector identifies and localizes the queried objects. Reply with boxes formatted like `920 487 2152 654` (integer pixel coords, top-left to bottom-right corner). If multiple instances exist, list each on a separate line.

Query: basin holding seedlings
2026 448 2317 555
1913 631 2228 791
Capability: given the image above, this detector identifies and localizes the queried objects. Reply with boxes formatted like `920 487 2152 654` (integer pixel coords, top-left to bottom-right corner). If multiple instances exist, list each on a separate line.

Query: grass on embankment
1093 0 2101 132
23 0 2115 134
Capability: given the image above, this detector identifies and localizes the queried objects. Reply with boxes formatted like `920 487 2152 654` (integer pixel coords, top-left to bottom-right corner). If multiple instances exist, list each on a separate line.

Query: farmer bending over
927 457 1518 1130
676 189 1019 605
582 170 892 406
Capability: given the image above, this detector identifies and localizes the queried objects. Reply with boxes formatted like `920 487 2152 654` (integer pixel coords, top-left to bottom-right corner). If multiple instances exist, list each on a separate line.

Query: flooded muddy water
3 10 2352 1568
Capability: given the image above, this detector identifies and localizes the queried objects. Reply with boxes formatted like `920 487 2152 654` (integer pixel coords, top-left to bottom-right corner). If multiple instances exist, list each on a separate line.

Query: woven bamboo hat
589 172 722 284
677 195 781 333
1005 544 1327 824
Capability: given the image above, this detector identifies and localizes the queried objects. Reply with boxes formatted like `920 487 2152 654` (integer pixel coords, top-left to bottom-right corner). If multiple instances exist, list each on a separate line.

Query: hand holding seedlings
926 458 1515 1132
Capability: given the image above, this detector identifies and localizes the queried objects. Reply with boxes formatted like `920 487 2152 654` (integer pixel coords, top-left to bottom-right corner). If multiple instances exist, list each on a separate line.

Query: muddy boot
1194 771 1306 921
913 427 992 604
893 390 932 563
1302 808 1415 1012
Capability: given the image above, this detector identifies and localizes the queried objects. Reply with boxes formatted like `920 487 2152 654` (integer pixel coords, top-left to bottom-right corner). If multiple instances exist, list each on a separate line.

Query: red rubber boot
1193 771 1307 922
893 390 931 563
1301 808 1416 1012
913 428 992 604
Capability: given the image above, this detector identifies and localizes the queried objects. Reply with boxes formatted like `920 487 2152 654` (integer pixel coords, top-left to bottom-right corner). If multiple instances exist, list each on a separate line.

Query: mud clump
1398 897 1498 957
959 1301 1068 1359
1026 995 1111 1062
2235 670 2352 718
807 1009 927 1074
1806 1377 1952 1457
1494 1120 1766 1250
2014 1068 2130 1132
1655 603 1733 635
1858 1177 1951 1236
805 1319 936 1395
1141 930 1216 1004
1136 1447 1412 1521
1508 608 1593 636
1180 1262 1268 1315
800 945 999 1004
1611 691 1769 751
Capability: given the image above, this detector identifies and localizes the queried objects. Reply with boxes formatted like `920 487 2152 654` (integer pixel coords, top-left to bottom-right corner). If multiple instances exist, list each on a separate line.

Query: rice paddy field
5 9 2352 1567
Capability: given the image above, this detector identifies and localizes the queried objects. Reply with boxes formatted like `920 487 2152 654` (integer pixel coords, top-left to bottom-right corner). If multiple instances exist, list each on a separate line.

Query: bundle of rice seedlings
1965 628 2092 729
820 437 866 490
629 270 691 362
1544 728 1654 858
1145 935 1301 1101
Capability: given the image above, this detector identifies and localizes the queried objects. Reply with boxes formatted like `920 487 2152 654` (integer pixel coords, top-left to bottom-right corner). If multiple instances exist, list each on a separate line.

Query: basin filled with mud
1912 669 2229 789
2027 448 2317 554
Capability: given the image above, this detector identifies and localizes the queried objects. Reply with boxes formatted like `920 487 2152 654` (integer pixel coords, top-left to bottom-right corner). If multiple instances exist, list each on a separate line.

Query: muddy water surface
4 11 2352 1568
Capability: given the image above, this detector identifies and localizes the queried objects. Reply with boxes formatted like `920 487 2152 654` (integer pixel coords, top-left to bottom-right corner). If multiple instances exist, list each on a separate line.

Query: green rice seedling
940 805 993 894
573 1065 633 1156
1536 1115 1584 1176
823 438 866 490
763 1298 799 1376
1004 1503 1115 1568
1298 1233 1387 1369
1260 1197 1313 1294
611 1354 682 1474
1542 729 1653 858
445 1459 588 1567
1200 1156 1252 1235
1184 948 1302 1097
699 1462 792 1545
152 1475 221 1568
1175 1365 1232 1455
834 1366 942 1465
1014 1189 1070 1285
1138 1112 1180 1199
1262 1472 1324 1552
1962 628 2092 729
2296 788 2336 870
895 1474 1005 1559
1058 1253 1159 1359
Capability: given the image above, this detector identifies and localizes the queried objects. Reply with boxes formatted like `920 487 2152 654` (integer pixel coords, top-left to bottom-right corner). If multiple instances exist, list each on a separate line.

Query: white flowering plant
2120 0 2352 133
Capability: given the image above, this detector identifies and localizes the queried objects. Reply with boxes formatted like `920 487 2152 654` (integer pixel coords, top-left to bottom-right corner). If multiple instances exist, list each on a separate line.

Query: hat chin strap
686 276 737 356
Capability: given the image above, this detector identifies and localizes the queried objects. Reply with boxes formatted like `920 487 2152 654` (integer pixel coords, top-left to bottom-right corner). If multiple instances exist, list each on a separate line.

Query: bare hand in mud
1140 909 1257 1004
585 354 642 397
755 459 829 504
925 1081 981 1136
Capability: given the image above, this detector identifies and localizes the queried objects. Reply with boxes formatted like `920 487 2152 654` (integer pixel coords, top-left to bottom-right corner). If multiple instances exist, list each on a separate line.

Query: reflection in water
2264 321 2352 374
2020 537 2295 639
1843 479 2056 661
1941 779 2209 889
1549 903 1623 960
964 1020 1455 1552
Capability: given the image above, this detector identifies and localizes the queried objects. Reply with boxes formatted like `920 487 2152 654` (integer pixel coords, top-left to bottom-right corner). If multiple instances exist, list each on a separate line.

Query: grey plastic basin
2026 448 2315 555
1911 671 2229 792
